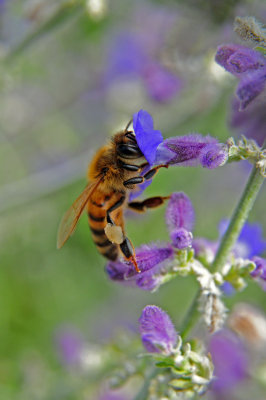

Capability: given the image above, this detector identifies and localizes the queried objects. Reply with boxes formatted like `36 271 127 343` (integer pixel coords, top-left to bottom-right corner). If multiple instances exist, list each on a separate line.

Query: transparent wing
57 177 103 249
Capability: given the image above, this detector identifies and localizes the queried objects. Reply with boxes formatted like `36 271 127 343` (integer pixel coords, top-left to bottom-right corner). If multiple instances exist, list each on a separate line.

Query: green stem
212 161 264 272
180 289 200 340
133 368 157 400
180 151 265 338
4 1 83 62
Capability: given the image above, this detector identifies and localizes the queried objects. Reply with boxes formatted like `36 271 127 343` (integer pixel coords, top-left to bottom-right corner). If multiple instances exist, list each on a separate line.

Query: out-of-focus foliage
0 0 265 399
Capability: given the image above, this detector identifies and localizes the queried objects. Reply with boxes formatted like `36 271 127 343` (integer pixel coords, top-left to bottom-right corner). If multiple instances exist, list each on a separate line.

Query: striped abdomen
87 191 125 261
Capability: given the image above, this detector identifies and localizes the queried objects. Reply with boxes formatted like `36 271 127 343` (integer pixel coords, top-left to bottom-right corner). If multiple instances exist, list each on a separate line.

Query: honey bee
57 121 169 272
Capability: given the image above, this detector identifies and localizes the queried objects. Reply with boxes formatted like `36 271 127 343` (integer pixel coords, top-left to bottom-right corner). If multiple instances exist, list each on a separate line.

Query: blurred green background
0 0 265 398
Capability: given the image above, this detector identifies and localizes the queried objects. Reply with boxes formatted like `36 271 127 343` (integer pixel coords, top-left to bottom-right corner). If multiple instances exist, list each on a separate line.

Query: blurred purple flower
133 110 163 165
193 237 218 260
215 44 266 109
105 33 145 80
105 31 182 103
220 281 235 296
251 256 266 279
209 330 248 393
139 305 178 354
155 134 227 169
166 192 194 249
142 62 183 103
219 220 266 259
99 390 127 400
0 0 6 12
106 243 174 291
230 97 266 146
56 328 84 366
237 68 266 109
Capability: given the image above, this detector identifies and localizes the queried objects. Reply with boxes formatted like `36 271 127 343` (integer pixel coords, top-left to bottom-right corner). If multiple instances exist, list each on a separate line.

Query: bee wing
57 177 103 249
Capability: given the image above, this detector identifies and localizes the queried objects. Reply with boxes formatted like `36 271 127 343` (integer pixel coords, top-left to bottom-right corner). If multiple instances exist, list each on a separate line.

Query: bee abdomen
88 207 119 261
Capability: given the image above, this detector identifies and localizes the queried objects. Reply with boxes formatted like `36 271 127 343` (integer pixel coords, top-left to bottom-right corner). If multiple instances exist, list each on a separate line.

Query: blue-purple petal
133 110 163 165
139 305 177 354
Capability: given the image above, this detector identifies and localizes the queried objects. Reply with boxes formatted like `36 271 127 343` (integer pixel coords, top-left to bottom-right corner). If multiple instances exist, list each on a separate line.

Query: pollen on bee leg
104 223 124 244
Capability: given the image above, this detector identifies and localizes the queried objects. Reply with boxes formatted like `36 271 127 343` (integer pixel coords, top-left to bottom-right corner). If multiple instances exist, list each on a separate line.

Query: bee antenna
125 119 133 132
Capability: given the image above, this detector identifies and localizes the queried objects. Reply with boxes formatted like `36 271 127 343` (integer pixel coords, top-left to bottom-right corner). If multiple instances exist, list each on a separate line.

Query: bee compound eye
117 144 142 159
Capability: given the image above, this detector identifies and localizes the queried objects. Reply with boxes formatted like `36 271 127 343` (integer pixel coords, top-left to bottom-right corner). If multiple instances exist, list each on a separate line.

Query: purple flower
133 110 163 165
106 243 174 291
106 192 196 288
105 33 145 80
166 192 194 249
219 220 266 258
170 228 193 250
220 281 235 296
215 44 265 75
142 62 183 103
237 68 266 110
105 29 182 103
56 328 84 366
139 305 178 354
230 97 266 146
155 134 227 169
99 390 127 400
209 330 248 393
199 143 228 169
215 44 266 109
250 256 266 282
0 0 6 12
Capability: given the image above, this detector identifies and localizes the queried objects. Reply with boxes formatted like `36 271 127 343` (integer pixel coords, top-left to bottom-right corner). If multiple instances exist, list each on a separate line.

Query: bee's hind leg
119 237 140 273
105 196 140 273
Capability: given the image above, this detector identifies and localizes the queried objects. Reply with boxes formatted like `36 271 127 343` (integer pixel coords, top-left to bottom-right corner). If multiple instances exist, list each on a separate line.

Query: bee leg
128 196 170 212
105 196 140 273
120 237 140 273
123 164 168 187
104 195 126 244
106 195 125 225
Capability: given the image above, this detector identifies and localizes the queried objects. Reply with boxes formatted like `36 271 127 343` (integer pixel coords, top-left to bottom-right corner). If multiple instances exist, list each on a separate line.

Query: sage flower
139 305 177 354
215 44 266 109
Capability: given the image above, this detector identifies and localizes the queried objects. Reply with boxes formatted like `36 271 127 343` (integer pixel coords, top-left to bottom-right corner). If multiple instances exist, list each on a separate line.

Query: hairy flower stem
212 159 265 273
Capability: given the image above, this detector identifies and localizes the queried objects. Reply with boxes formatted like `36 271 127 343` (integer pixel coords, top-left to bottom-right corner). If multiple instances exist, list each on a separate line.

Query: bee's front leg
123 164 168 187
